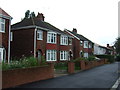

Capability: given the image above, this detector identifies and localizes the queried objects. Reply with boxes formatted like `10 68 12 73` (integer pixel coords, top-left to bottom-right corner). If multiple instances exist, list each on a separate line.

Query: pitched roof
66 29 93 43
0 8 12 19
11 17 71 36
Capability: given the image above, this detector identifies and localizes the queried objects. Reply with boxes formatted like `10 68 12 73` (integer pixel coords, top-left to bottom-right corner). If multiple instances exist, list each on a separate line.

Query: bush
115 55 120 61
96 55 115 63
73 57 87 62
54 62 68 70
87 56 96 61
2 57 40 71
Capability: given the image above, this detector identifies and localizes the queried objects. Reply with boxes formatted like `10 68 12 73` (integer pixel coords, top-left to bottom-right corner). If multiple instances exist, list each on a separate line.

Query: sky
0 0 119 46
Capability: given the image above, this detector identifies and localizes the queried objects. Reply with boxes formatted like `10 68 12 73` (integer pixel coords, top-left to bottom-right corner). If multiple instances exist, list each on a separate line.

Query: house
11 13 73 62
0 8 12 63
94 43 114 55
64 28 94 59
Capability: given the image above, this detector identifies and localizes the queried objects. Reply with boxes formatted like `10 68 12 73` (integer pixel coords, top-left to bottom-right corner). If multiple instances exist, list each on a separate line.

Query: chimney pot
37 12 45 21
72 28 77 33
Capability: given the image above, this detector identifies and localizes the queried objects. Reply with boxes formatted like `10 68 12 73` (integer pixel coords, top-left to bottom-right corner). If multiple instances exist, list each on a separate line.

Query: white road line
111 77 120 90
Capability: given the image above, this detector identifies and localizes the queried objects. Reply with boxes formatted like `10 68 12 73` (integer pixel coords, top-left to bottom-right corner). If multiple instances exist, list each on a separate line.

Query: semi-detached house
64 28 94 59
0 8 12 63
11 13 73 62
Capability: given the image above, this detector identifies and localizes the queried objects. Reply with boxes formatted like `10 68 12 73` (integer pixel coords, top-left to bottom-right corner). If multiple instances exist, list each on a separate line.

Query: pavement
11 62 120 89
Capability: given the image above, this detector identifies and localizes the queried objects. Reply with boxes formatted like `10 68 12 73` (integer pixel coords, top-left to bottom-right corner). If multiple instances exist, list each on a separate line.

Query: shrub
54 62 68 70
73 57 87 62
96 55 115 63
2 57 40 71
115 55 120 61
87 56 96 61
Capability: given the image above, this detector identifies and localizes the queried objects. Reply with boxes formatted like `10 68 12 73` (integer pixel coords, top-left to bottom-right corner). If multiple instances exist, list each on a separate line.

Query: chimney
107 44 109 47
37 12 45 21
72 28 77 33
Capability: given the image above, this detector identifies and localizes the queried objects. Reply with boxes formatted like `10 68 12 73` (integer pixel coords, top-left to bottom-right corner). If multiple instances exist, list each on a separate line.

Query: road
14 62 119 88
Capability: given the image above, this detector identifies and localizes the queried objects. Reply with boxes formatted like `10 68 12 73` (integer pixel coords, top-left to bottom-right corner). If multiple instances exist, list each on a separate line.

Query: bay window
46 50 56 61
47 32 56 44
60 51 68 60
60 35 68 45
0 18 5 32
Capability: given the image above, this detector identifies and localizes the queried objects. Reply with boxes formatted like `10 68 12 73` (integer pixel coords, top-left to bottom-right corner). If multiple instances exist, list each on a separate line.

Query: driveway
14 62 119 88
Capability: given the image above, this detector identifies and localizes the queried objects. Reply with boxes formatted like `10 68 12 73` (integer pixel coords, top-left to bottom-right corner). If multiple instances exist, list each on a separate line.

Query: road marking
110 77 120 90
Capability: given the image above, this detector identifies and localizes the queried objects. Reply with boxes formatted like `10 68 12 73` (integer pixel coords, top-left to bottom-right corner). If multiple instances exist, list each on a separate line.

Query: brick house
64 28 94 59
0 8 12 63
11 13 73 62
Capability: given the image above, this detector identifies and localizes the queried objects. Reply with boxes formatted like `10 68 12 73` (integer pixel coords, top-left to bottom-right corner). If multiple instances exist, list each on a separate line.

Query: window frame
84 41 88 48
47 32 57 44
60 35 68 45
46 50 57 61
37 30 43 40
0 18 5 33
60 51 68 61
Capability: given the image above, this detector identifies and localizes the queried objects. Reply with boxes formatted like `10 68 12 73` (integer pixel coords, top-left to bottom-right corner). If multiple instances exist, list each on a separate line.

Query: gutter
34 27 37 58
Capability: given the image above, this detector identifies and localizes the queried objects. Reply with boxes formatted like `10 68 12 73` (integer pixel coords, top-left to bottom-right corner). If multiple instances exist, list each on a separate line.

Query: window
0 48 4 62
47 32 56 44
89 43 92 48
0 18 5 32
68 38 72 45
84 53 88 58
60 35 68 45
37 30 43 40
84 41 88 48
80 50 83 57
60 51 68 60
10 32 13 41
46 50 56 61
80 41 83 46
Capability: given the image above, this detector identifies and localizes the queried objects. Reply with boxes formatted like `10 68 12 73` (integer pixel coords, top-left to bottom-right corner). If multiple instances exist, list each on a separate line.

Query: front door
37 50 42 62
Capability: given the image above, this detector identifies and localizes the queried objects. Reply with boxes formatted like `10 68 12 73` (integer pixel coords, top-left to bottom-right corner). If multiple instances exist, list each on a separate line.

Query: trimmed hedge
96 55 115 63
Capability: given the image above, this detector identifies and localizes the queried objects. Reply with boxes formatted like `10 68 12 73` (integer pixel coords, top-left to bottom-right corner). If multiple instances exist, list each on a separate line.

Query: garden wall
2 63 54 89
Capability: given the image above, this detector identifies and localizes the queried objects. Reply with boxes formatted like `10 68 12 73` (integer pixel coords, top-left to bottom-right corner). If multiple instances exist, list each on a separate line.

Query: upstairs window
60 35 68 45
0 18 5 33
80 41 83 46
60 51 68 60
84 41 88 48
37 30 43 40
89 43 92 48
47 32 56 44
68 38 72 45
10 32 13 41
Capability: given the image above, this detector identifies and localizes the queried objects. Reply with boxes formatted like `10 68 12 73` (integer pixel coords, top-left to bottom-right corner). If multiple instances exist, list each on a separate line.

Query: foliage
115 55 120 61
41 56 47 65
87 56 96 61
114 37 120 55
73 57 87 62
54 62 68 70
24 10 36 19
96 55 115 63
2 57 40 71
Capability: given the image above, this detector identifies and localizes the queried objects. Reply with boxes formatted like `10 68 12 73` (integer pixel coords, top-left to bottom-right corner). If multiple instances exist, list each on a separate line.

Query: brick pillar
80 60 85 70
68 62 74 74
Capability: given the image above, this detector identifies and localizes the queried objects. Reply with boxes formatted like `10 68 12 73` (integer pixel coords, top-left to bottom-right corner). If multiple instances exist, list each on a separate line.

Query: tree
114 37 120 61
114 37 120 55
25 10 30 19
24 10 36 19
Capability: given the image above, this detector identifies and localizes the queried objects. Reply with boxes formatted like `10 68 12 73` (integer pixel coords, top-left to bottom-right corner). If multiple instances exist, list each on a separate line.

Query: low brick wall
80 59 106 70
68 62 75 74
2 63 54 89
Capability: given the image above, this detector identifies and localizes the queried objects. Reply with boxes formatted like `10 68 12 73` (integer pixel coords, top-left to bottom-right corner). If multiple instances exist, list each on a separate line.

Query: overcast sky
0 0 119 46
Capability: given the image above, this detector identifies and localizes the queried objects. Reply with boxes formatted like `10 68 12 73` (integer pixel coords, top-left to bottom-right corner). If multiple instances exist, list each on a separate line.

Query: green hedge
96 55 115 63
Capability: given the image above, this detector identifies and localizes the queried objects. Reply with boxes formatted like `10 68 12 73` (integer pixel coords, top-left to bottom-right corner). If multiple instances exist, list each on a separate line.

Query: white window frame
0 48 4 62
37 30 43 40
68 38 72 45
47 32 56 44
10 32 13 41
80 41 83 46
60 35 68 45
46 50 57 61
84 53 88 58
84 41 88 48
0 18 5 33
60 51 68 61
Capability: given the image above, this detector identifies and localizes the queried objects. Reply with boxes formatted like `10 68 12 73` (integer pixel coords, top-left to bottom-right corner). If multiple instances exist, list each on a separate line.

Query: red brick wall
0 18 10 60
11 28 34 59
2 63 54 89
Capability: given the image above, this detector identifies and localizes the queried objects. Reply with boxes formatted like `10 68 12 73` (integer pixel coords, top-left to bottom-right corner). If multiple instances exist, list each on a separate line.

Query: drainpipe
34 27 37 58
8 18 12 63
